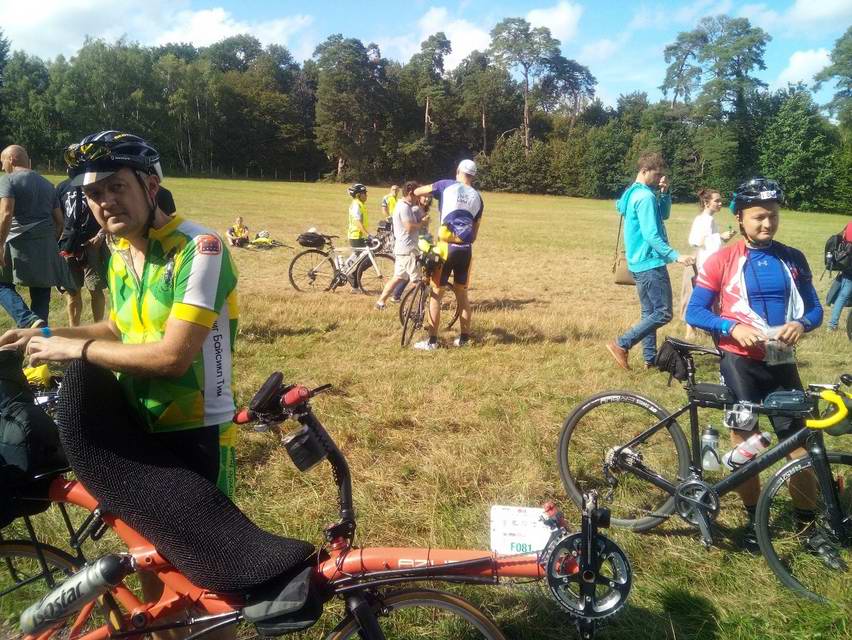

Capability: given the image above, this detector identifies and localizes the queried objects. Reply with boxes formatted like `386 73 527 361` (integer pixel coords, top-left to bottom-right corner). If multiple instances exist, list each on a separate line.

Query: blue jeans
617 266 673 364
0 283 50 327
829 275 852 329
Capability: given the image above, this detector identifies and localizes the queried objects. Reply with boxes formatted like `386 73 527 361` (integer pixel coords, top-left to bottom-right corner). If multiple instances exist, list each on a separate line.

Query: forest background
1 14 851 212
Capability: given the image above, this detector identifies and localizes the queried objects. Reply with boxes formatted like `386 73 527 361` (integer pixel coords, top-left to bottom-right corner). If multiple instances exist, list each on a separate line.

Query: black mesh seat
56 360 314 594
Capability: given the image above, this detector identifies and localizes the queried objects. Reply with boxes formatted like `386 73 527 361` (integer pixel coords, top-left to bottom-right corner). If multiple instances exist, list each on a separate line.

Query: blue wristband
40 326 52 338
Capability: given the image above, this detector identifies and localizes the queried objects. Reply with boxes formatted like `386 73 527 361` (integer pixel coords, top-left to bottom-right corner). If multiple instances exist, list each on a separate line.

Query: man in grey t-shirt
0 145 65 327
375 181 428 310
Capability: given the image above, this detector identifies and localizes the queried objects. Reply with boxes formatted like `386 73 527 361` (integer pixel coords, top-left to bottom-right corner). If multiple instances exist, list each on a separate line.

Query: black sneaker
805 530 848 571
740 520 760 553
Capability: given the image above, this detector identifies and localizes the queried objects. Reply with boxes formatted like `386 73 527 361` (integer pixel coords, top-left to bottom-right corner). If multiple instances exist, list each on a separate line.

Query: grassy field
2 177 851 639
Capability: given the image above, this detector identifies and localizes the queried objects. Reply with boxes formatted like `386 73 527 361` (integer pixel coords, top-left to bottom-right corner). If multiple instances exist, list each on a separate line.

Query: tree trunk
522 70 530 154
337 156 345 178
424 94 431 139
481 107 487 154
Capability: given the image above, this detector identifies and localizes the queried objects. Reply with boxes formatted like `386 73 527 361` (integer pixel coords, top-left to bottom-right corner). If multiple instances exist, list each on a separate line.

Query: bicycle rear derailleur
542 492 632 640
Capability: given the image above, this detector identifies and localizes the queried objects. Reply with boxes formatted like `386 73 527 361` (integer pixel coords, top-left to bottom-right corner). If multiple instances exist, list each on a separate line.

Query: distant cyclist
381 184 399 220
685 178 832 559
413 160 483 349
346 183 370 292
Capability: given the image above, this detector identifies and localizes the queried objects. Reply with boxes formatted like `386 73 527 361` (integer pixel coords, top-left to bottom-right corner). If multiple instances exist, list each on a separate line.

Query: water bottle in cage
700 426 721 471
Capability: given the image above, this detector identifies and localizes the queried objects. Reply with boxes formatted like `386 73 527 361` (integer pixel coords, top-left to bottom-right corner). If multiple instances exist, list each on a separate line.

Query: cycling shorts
719 351 804 438
151 423 237 498
434 244 473 287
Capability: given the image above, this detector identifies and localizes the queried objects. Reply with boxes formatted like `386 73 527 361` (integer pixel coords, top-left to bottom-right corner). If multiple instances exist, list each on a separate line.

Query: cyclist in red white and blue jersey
686 178 831 560
413 160 483 350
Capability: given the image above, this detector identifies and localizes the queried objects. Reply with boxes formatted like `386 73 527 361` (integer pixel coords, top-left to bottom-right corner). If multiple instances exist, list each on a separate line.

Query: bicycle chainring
543 531 632 624
674 479 720 525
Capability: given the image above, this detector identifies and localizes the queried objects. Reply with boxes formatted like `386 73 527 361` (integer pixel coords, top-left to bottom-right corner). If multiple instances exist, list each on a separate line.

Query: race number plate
489 505 552 555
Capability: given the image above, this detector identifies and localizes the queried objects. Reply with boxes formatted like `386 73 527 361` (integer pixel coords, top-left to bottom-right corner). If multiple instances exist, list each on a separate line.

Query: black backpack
0 351 66 528
824 232 852 274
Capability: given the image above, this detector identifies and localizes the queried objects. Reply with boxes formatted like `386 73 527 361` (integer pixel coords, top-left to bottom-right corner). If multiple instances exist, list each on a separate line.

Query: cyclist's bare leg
90 287 106 323
377 274 407 305
139 573 235 640
427 280 444 337
786 446 818 512
454 283 471 334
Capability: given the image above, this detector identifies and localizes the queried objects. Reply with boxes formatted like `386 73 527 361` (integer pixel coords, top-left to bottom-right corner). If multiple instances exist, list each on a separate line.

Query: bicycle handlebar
805 389 850 430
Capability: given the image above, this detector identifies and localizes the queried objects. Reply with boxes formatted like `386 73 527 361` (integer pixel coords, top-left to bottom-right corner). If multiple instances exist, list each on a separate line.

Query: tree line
0 16 850 212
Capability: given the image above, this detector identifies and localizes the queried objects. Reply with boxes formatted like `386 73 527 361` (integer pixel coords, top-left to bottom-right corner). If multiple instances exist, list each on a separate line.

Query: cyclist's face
739 203 779 245
358 192 367 202
83 168 157 238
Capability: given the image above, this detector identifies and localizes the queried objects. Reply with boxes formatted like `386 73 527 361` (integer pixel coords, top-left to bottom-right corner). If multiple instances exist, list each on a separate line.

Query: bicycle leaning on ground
288 232 394 295
557 336 852 604
399 237 460 347
1 368 633 640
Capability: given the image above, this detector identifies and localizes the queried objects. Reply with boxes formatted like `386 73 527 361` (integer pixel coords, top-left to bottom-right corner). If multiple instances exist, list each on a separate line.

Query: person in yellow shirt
226 216 250 247
381 185 399 220
347 184 369 292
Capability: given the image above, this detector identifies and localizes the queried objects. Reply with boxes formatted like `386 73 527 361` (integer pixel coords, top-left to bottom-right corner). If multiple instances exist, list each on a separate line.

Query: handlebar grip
805 390 849 429
234 408 255 424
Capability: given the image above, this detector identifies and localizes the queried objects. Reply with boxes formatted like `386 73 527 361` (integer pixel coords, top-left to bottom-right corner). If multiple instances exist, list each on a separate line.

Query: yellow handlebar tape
805 390 850 429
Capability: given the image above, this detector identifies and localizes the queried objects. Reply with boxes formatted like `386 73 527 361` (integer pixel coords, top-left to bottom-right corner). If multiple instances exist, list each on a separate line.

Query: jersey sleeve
170 234 238 328
349 200 363 221
431 179 454 198
0 175 12 199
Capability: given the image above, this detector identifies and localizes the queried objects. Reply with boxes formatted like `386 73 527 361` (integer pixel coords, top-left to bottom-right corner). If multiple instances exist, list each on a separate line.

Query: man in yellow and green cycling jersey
0 131 239 498
346 183 370 292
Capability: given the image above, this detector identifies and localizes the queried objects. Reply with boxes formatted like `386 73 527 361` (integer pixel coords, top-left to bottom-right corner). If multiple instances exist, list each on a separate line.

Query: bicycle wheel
755 452 852 604
357 254 395 296
558 392 691 531
0 540 118 639
326 588 506 640
289 250 336 292
401 284 426 347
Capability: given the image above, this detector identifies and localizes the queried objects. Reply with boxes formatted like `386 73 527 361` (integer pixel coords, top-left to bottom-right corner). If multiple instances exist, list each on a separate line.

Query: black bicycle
400 247 461 347
558 337 852 603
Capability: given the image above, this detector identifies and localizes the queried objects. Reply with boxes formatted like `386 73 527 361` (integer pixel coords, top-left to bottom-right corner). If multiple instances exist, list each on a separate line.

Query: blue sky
6 0 851 107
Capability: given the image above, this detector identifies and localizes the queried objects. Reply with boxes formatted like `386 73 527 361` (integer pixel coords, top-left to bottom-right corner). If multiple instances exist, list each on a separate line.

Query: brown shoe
606 342 630 370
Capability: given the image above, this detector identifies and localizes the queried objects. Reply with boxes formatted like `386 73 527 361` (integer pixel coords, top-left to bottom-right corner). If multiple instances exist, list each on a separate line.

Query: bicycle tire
0 540 119 639
846 310 851 341
357 254 395 296
289 249 336 292
558 391 691 531
398 286 460 329
326 588 507 640
755 452 852 604
401 284 427 347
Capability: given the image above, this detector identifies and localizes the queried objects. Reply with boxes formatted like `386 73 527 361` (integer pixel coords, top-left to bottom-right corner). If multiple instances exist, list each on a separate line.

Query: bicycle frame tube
803 431 848 536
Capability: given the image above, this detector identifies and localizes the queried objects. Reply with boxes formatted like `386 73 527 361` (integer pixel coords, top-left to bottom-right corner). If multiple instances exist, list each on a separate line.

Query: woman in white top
681 188 735 340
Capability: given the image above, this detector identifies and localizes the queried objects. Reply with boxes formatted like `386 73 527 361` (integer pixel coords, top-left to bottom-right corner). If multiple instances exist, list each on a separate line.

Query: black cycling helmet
730 177 784 213
65 131 163 188
348 183 367 197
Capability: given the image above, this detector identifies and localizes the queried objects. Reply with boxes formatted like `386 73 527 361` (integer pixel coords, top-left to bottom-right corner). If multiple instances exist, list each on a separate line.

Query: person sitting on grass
226 216 250 247
375 181 428 310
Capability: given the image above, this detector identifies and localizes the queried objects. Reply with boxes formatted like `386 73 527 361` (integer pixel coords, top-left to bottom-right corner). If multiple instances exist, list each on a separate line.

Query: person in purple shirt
413 160 483 350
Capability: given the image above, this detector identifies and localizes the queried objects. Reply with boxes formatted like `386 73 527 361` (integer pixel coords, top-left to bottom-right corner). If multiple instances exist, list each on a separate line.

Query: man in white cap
412 159 483 350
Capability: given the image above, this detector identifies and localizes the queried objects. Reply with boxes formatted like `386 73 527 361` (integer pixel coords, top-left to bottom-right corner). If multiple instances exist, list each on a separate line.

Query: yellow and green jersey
348 199 368 240
107 215 239 433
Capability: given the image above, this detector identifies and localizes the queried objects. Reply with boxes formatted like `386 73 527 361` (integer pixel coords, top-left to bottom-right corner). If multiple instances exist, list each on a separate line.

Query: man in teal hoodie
607 152 694 370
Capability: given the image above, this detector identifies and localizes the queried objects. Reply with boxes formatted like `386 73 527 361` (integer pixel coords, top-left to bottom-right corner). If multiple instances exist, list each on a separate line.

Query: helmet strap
134 171 157 234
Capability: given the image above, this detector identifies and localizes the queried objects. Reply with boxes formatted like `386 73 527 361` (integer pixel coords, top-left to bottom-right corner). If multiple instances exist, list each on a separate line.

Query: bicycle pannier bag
297 232 325 248
0 350 66 528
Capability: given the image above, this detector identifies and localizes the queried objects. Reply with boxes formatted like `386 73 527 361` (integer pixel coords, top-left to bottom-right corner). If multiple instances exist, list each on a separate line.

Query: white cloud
378 6 490 71
738 0 852 34
578 38 621 65
526 2 583 43
2 1 314 60
772 48 831 89
673 0 733 25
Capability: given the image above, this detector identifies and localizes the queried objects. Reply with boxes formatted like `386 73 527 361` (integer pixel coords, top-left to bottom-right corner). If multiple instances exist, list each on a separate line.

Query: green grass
3 177 851 639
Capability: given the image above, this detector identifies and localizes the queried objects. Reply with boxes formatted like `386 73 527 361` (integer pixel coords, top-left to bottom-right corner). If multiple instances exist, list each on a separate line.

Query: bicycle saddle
56 360 315 594
664 336 721 357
